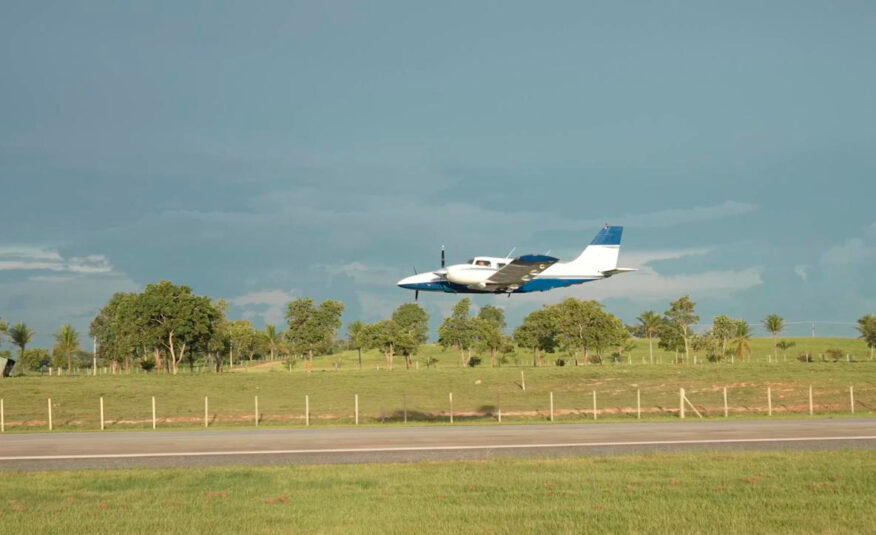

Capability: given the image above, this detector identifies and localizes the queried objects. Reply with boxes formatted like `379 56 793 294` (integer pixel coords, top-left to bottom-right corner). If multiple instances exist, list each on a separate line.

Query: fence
0 384 868 432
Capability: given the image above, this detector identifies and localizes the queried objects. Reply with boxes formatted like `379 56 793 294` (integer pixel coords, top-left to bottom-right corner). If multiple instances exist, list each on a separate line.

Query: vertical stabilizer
568 225 623 273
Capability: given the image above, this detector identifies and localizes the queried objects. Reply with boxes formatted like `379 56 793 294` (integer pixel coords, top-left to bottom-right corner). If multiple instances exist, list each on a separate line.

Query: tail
568 225 627 274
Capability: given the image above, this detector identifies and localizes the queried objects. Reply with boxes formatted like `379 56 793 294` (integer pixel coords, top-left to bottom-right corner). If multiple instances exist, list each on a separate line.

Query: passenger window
475 260 490 267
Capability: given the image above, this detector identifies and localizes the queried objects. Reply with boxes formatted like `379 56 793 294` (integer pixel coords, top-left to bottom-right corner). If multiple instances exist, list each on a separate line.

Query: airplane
397 225 636 299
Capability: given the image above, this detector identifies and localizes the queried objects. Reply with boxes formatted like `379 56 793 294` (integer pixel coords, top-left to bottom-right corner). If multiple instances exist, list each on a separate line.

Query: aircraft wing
486 254 559 287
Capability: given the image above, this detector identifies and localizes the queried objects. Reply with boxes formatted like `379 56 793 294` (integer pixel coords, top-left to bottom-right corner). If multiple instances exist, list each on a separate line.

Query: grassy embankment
1 338 872 432
0 451 873 534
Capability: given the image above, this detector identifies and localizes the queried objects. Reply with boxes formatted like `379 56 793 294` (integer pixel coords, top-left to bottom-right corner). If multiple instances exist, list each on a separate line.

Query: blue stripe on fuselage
399 278 594 294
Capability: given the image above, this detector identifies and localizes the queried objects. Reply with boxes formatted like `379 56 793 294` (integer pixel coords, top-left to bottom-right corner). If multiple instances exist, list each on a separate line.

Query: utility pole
811 321 816 338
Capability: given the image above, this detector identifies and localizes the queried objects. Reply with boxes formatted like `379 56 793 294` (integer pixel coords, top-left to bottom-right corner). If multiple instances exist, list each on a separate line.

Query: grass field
1 451 873 534
1 338 873 432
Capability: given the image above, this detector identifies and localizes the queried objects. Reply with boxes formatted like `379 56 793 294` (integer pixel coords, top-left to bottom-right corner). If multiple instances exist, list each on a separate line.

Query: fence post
850 386 855 414
521 371 526 391
679 388 685 419
637 389 641 420
152 396 156 429
497 393 501 423
449 392 454 424
100 396 105 431
549 392 554 422
305 395 310 426
809 385 814 416
403 393 408 424
723 387 728 418
767 387 772 416
204 396 209 428
355 394 359 425
1 398 4 433
592 390 597 420
48 398 53 431
254 396 259 427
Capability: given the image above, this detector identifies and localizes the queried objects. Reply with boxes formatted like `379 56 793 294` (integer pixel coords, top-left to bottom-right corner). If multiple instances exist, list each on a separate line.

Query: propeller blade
415 290 419 301
413 265 417 275
441 245 445 268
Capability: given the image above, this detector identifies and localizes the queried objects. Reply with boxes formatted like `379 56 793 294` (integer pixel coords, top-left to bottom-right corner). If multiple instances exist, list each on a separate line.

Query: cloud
0 248 112 273
322 262 405 286
229 289 298 325
794 265 808 281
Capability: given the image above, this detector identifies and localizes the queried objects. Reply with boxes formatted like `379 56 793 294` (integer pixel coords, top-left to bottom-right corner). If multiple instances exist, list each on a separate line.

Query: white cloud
322 262 404 286
794 265 808 281
229 289 298 325
0 248 112 273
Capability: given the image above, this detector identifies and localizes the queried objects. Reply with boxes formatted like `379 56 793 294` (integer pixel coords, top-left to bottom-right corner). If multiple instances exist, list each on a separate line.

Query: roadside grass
1 450 873 534
1 340 872 432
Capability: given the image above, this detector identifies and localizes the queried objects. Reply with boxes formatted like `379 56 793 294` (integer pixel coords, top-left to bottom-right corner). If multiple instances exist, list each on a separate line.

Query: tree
54 324 81 373
285 298 345 373
552 299 623 365
478 305 506 331
21 348 51 372
438 298 476 366
391 303 429 369
347 320 366 369
762 314 785 361
362 319 415 371
856 314 876 360
665 296 699 364
136 281 222 375
8 323 34 367
472 317 503 367
90 292 141 373
732 320 752 361
514 308 557 366
228 320 258 361
711 315 735 361
776 340 796 361
657 320 685 363
636 310 662 364
263 324 282 361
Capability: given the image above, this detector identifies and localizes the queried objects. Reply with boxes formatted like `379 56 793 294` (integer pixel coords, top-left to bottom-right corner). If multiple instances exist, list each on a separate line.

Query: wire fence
1 384 869 433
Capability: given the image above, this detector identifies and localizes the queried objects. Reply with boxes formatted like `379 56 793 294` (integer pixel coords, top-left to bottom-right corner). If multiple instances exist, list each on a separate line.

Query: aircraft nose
397 275 416 289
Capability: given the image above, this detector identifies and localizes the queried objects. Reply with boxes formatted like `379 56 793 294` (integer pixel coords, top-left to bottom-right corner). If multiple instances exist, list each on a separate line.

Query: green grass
1 451 873 534
1 338 873 432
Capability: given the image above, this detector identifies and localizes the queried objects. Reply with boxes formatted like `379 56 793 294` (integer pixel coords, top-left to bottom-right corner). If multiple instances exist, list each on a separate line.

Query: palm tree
54 324 81 372
762 314 785 362
347 321 366 369
263 324 281 360
732 320 752 362
8 323 34 366
857 314 876 360
636 311 662 364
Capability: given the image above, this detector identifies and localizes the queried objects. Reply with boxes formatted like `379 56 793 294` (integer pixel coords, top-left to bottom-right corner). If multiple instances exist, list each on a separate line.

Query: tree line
2 282 876 376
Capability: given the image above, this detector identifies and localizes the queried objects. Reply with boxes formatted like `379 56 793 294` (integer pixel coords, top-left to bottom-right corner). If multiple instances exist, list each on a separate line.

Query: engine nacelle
445 265 493 286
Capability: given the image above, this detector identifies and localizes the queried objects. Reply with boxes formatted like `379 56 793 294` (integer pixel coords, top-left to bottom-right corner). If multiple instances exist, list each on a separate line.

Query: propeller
415 290 419 301
441 245 445 268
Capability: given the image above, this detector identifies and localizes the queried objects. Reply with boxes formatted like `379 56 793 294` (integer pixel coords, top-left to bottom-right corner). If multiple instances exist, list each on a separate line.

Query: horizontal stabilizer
601 267 637 277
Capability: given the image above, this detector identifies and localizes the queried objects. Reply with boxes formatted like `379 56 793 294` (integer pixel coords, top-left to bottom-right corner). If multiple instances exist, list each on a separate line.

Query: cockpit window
475 260 491 267
497 263 507 269
466 259 474 265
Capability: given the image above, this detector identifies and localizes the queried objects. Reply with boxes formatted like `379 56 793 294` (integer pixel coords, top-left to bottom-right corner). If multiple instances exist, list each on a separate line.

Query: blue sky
2 1 875 346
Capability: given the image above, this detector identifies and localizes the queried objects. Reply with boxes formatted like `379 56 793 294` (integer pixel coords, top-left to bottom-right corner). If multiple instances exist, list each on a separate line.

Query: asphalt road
1 418 874 470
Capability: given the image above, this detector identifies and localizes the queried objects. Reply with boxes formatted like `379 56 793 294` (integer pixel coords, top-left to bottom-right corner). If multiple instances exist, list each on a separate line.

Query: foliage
857 314 876 358
263 324 282 360
477 305 506 331
732 320 752 360
438 298 476 365
227 320 260 361
513 308 557 366
664 296 698 362
711 315 736 358
392 303 429 361
636 310 663 364
467 356 481 367
54 324 81 372
20 348 51 371
8 322 34 362
285 298 345 365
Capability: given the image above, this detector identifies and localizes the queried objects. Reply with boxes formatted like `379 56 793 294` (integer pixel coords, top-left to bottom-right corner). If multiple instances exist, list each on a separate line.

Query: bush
826 349 843 362
707 353 722 363
140 359 156 372
425 357 439 368
554 358 566 367
609 353 623 363
467 356 482 367
588 355 603 364
798 353 814 363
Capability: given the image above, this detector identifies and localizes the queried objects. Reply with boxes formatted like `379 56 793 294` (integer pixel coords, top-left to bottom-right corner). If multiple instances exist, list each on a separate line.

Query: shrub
140 359 156 372
588 355 603 364
707 353 722 363
425 357 439 368
826 349 843 362
797 353 814 363
467 356 482 367
555 358 566 367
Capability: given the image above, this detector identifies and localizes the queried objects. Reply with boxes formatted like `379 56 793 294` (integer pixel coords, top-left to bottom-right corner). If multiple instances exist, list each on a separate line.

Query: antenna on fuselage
506 247 516 259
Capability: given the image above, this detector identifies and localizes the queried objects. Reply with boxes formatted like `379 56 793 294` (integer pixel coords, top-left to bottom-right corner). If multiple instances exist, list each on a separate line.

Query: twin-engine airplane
398 225 636 298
